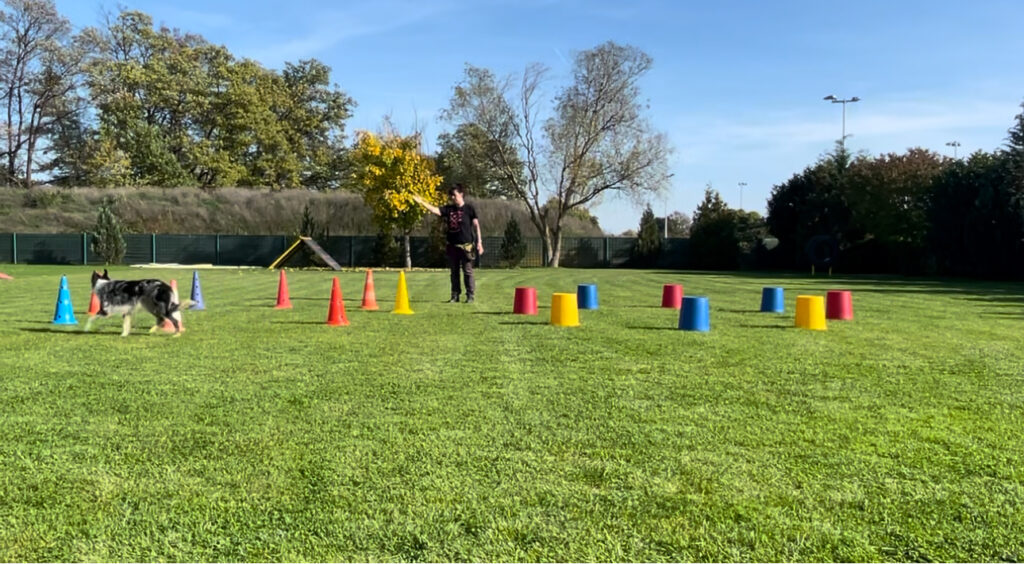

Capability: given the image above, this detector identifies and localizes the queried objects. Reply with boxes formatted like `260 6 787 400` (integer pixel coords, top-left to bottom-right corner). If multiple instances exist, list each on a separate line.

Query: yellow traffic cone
393 271 414 315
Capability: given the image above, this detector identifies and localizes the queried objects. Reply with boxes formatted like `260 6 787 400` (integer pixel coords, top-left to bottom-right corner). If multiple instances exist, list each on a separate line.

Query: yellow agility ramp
268 236 342 270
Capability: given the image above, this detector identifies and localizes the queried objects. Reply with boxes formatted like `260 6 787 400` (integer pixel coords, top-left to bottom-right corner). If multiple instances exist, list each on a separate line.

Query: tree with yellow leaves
349 129 444 269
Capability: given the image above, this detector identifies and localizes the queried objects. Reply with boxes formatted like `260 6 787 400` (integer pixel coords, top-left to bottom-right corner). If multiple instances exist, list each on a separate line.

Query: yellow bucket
550 292 580 327
795 295 827 330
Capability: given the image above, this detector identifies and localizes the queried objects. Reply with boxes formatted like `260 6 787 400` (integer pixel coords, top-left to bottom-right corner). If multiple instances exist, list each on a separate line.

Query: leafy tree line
627 101 1024 279
6 0 1021 277
763 103 1024 278
2 0 674 268
25 8 352 190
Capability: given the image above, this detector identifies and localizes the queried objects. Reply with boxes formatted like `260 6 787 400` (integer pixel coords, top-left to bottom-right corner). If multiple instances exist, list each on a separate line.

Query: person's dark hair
447 183 465 196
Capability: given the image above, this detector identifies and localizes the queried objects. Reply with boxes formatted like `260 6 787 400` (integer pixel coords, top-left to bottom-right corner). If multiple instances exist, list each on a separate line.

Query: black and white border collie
85 269 187 337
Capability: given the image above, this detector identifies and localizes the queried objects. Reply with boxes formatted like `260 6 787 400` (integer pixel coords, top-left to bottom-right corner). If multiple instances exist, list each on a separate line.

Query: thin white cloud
241 1 457 65
673 97 1020 165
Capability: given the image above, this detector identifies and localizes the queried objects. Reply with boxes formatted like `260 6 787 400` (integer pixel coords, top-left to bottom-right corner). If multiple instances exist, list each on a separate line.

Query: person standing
413 184 484 303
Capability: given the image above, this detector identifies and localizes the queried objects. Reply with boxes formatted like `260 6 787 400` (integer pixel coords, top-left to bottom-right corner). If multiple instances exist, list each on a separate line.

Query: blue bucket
678 296 709 332
760 286 784 313
577 284 598 310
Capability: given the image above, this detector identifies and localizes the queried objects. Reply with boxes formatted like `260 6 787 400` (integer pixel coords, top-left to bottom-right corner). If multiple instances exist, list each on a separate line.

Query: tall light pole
738 182 747 211
945 140 961 159
823 94 860 151
663 173 675 238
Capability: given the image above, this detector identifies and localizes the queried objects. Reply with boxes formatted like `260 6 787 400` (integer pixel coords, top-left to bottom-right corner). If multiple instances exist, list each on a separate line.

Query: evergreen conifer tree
91 198 126 264
632 205 662 266
500 216 527 267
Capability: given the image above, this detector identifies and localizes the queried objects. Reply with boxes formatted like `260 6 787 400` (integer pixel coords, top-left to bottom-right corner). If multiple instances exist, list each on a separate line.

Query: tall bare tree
0 0 83 186
443 41 672 266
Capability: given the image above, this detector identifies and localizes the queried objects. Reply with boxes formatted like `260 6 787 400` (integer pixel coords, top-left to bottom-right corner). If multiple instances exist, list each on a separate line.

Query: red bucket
661 284 684 309
826 290 853 320
513 287 538 315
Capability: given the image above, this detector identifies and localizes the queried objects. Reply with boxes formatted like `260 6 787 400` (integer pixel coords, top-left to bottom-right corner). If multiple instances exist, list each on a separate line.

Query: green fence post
215 234 221 265
11 233 16 264
151 233 157 263
82 233 88 265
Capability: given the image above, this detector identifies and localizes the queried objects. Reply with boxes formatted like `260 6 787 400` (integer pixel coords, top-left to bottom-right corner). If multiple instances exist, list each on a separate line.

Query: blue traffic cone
189 270 205 310
52 275 78 325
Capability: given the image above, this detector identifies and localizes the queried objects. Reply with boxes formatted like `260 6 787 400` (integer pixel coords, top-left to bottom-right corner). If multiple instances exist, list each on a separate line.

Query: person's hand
476 241 484 256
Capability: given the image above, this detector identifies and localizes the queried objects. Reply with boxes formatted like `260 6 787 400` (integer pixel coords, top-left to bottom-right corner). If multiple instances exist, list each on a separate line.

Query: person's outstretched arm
412 194 441 216
473 218 484 255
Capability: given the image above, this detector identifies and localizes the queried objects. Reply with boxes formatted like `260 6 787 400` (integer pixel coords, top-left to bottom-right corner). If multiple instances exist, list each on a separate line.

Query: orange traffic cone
88 292 101 315
326 277 349 326
161 279 185 332
360 269 379 311
274 270 292 309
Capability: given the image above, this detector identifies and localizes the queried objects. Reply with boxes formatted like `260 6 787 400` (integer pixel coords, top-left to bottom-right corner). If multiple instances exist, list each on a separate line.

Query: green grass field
0 265 1022 561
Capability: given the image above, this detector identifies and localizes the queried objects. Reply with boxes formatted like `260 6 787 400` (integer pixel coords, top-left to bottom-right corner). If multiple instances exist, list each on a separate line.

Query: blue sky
55 0 1024 234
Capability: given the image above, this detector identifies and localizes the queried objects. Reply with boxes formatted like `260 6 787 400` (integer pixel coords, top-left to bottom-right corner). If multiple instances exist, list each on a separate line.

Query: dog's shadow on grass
20 327 109 336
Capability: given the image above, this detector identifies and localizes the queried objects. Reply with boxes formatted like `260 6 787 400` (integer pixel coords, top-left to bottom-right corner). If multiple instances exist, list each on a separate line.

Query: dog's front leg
121 314 132 337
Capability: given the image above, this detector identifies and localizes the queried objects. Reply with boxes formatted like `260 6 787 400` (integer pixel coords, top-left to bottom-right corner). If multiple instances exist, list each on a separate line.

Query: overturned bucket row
512 283 855 331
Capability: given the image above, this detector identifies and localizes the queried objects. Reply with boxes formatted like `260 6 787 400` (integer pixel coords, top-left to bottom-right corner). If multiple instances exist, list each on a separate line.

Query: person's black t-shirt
440 204 477 245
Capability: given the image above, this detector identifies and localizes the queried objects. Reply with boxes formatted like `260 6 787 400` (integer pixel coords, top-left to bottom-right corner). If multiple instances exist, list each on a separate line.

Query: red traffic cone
360 269 379 311
88 292 101 315
275 270 292 309
326 277 349 326
161 279 185 332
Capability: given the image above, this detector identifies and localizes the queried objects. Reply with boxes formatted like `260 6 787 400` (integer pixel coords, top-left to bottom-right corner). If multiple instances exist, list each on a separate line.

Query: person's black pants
446 244 475 297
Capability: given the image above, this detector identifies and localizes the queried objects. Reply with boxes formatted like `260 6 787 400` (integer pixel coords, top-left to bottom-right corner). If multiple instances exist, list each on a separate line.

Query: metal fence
0 233 689 269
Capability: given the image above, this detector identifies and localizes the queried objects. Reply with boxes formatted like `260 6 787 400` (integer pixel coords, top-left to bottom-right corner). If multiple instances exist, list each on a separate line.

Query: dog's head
91 269 110 290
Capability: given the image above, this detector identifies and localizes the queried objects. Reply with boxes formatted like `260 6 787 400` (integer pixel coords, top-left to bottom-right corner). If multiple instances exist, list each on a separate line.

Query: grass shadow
20 327 92 335
737 323 792 329
270 320 336 326
497 320 548 326
717 308 762 314
981 310 1024 318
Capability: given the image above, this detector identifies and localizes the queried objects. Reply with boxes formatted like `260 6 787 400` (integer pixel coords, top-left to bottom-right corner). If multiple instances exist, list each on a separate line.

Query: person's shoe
447 294 460 303
465 295 474 304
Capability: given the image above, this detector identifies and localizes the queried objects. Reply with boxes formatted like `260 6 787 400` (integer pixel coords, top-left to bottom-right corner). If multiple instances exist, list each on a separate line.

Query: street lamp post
823 94 860 151
663 173 675 238
945 140 961 159
738 182 747 210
